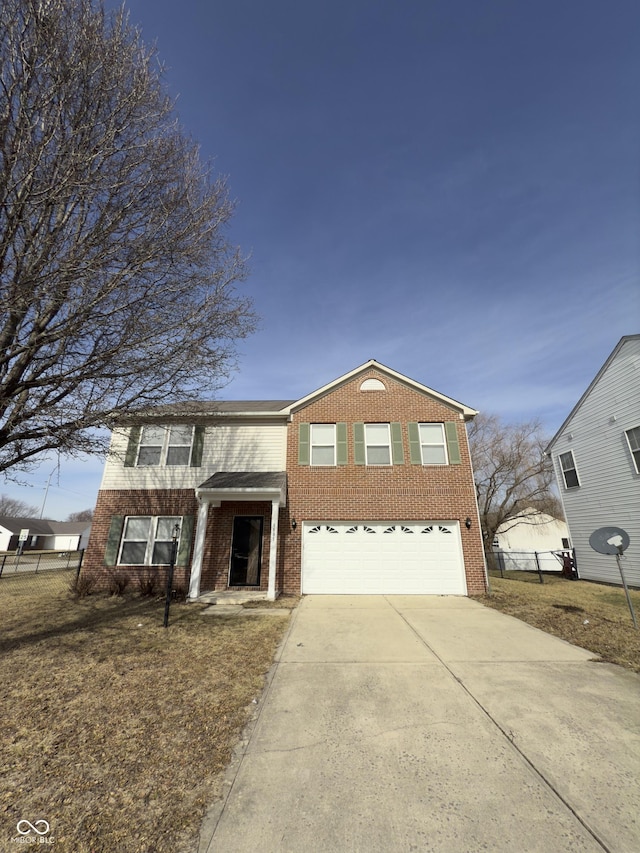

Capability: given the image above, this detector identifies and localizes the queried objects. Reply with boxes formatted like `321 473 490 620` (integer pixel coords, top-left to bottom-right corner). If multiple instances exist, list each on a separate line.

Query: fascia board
285 359 478 419
195 487 286 507
545 335 639 454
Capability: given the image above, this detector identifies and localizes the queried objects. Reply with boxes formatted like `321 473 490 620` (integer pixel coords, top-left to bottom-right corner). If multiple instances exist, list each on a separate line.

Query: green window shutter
190 425 205 467
104 516 124 565
336 423 348 465
124 425 141 467
408 423 422 464
353 423 365 465
177 515 194 566
298 423 310 465
391 423 404 464
445 422 461 464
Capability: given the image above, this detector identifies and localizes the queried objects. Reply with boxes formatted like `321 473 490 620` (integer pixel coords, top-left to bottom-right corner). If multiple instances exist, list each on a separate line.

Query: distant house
0 518 92 552
492 508 570 573
545 335 640 587
83 360 488 598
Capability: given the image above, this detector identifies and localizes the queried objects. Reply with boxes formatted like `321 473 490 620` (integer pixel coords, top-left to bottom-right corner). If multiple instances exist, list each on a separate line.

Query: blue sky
3 0 638 518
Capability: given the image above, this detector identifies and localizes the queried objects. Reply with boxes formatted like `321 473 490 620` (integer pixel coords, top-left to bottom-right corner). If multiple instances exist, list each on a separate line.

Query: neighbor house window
310 424 336 466
118 516 181 565
136 425 194 467
559 451 580 488
365 424 391 465
625 426 640 474
418 423 448 464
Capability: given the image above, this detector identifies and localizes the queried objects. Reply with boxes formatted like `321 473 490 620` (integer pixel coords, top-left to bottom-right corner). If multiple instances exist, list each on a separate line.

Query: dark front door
229 516 264 586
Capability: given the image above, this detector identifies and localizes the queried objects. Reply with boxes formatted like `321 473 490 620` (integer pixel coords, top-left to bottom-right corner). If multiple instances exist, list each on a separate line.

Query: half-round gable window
360 378 386 391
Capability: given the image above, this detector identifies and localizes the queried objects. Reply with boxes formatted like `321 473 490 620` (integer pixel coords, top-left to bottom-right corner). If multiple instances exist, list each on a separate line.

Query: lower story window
118 516 181 565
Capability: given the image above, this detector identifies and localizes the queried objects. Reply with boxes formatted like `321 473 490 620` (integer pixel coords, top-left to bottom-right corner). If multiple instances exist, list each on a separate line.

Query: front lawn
482 573 640 672
0 572 291 852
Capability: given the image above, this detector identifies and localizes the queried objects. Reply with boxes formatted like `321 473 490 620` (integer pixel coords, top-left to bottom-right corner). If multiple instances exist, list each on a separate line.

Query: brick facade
285 369 486 595
84 365 487 596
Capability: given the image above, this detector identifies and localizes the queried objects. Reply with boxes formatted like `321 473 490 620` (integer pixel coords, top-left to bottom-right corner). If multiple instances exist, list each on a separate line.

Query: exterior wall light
291 518 297 531
465 517 472 530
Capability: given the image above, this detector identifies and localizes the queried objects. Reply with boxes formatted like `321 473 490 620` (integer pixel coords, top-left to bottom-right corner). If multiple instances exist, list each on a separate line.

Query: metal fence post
534 552 544 584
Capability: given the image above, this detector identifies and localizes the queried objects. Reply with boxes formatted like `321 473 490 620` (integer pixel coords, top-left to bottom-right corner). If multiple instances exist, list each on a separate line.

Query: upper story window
559 450 580 489
124 424 204 468
118 516 182 565
364 424 392 465
417 423 448 464
625 426 640 473
137 425 194 467
310 424 336 466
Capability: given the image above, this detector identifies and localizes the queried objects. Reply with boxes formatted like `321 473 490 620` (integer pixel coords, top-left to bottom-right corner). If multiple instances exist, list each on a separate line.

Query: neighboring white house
493 508 570 573
0 517 92 552
545 335 640 587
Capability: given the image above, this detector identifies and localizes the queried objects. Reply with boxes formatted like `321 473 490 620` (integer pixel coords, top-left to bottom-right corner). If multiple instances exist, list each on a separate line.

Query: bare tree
0 494 39 516
0 0 255 476
468 414 559 567
67 508 93 522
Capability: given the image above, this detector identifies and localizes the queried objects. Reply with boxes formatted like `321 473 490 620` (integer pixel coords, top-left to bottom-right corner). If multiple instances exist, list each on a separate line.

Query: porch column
267 499 280 601
188 498 210 600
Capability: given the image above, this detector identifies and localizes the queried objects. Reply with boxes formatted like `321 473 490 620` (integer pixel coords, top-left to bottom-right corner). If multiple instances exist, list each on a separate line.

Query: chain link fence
489 549 578 584
0 550 84 596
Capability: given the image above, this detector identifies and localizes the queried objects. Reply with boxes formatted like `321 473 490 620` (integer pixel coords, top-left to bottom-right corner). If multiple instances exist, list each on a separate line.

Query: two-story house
83 361 488 598
546 335 640 587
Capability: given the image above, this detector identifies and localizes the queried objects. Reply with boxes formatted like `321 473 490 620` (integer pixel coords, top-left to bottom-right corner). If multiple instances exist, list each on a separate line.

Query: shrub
107 570 130 596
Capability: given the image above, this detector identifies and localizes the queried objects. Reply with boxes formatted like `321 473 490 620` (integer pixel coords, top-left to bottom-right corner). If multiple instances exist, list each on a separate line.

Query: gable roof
545 335 640 453
286 359 478 419
0 517 91 535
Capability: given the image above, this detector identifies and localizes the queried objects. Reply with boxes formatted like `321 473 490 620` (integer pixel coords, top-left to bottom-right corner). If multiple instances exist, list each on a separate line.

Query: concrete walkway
198 596 640 853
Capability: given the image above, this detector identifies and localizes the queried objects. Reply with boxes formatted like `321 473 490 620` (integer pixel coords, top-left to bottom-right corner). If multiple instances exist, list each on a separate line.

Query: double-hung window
417 423 448 464
310 424 336 466
136 425 194 467
625 426 640 473
118 516 182 565
365 424 392 465
559 450 580 488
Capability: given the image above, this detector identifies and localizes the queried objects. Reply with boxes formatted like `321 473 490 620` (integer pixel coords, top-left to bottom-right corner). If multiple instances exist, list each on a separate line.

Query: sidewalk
197 595 640 852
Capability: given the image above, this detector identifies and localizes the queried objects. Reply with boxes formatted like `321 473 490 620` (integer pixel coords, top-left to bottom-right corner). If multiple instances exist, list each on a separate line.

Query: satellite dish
589 526 630 556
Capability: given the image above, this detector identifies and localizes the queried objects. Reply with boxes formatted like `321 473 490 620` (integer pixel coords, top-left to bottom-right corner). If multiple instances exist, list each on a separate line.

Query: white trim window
310 424 336 466
625 426 640 473
118 516 182 565
365 423 391 465
137 425 194 467
559 450 580 489
418 423 448 464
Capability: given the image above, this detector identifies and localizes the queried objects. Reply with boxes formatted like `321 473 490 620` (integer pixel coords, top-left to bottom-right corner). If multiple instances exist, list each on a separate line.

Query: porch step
198 590 268 606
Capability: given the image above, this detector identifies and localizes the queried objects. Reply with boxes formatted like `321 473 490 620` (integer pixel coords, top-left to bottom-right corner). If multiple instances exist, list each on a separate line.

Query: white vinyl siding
118 516 181 565
302 521 466 594
551 336 640 587
101 422 287 490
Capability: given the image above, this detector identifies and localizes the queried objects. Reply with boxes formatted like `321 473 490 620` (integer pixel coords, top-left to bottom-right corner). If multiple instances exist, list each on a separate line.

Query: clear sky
3 0 639 519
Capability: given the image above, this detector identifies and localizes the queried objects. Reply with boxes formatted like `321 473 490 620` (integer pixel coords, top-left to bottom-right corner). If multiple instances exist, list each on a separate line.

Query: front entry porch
187 472 287 602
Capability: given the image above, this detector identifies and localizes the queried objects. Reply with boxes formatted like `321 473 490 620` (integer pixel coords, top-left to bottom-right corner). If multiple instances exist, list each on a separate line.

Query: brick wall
285 369 487 595
83 489 198 591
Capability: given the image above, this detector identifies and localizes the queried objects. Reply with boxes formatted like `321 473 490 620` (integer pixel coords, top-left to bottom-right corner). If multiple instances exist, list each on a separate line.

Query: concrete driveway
198 596 640 853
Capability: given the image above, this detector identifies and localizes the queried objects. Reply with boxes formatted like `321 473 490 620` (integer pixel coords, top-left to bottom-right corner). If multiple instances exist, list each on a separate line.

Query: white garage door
302 521 466 595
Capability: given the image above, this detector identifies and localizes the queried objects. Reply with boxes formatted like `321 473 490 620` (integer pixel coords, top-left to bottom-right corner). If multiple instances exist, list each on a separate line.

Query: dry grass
0 571 291 852
482 572 640 672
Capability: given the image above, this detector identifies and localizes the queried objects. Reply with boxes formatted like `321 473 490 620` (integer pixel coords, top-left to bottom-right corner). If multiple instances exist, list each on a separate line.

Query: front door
229 516 264 586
